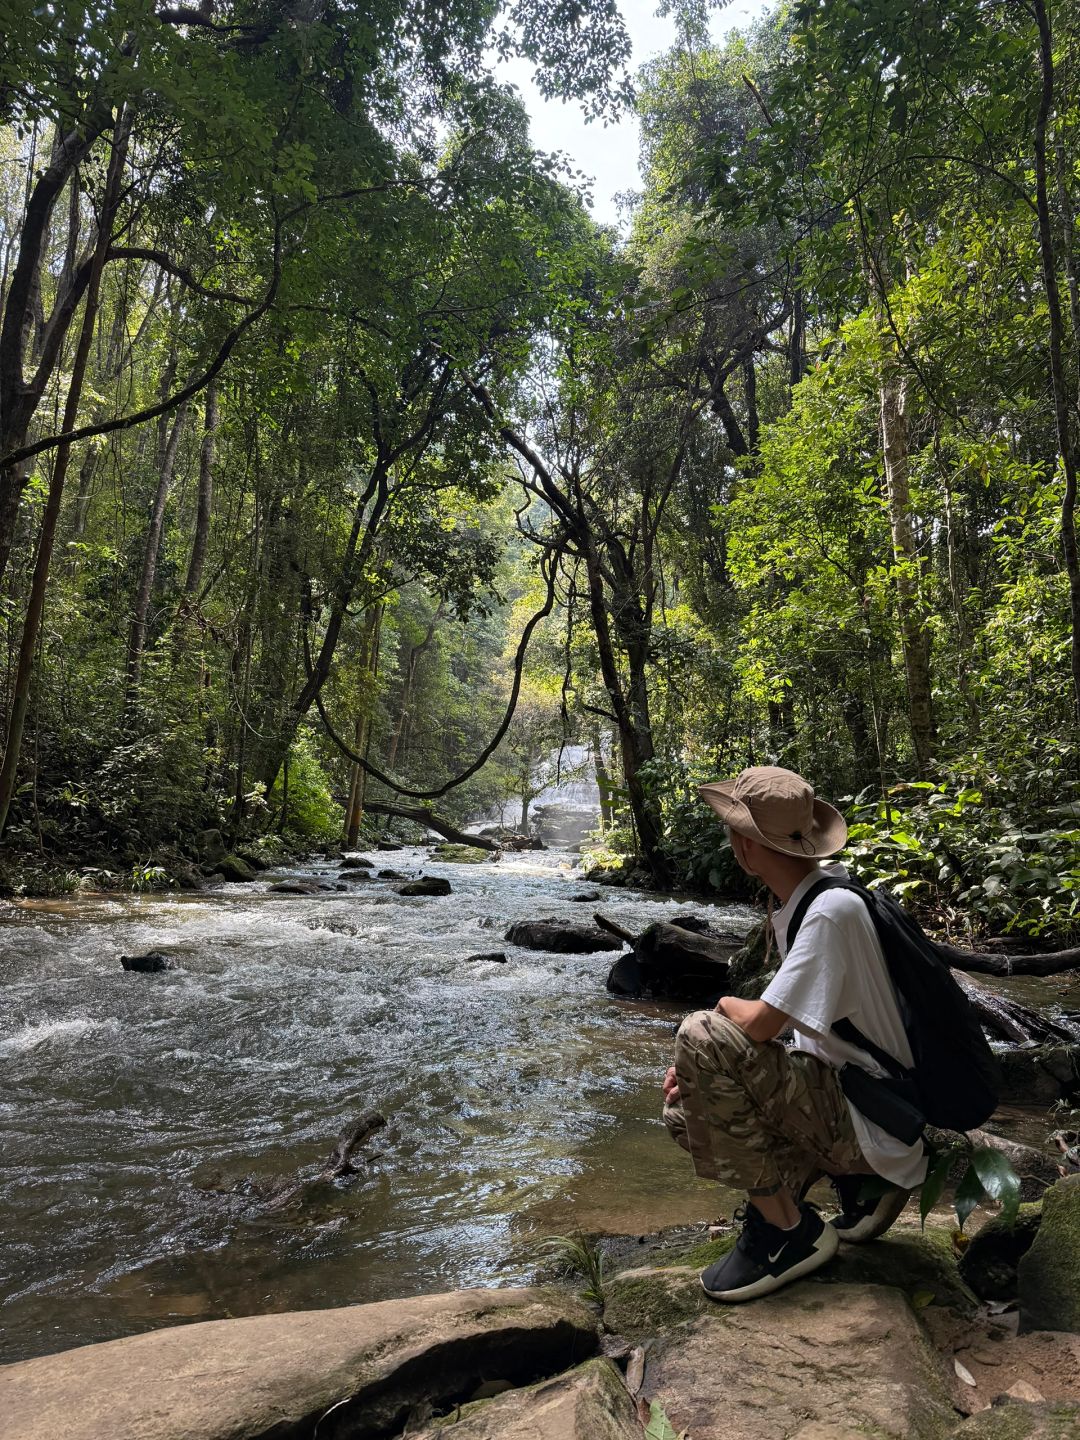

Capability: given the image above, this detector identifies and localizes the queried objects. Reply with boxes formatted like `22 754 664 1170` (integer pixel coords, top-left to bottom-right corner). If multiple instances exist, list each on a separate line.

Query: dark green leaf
970 1146 1022 1229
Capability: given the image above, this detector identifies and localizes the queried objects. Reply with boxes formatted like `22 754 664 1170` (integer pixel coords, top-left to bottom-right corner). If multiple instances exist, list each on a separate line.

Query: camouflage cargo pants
663 1010 867 1197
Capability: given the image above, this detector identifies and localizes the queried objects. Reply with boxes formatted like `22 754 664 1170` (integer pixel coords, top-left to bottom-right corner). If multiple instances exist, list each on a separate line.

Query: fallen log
594 912 636 944
940 939 1080 977
323 1111 386 1178
362 803 498 852
954 973 1080 1047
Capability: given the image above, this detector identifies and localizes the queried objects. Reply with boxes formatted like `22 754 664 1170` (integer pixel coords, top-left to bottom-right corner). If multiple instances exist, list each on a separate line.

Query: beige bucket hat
698 765 847 859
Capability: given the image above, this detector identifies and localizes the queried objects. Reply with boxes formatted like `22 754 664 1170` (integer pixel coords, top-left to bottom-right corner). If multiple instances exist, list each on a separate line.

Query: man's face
728 827 757 877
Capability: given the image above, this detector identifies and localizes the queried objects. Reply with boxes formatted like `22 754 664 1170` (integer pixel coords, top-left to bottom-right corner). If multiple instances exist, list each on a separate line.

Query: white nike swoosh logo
768 1245 788 1264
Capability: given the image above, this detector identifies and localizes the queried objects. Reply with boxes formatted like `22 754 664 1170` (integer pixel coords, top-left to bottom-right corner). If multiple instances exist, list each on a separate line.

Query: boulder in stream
504 919 623 954
377 840 405 851
340 856 374 870
465 952 509 965
603 917 744 1003
120 951 176 973
432 844 496 865
212 853 257 883
268 880 321 895
379 868 408 880
235 848 271 872
398 876 452 897
338 870 372 883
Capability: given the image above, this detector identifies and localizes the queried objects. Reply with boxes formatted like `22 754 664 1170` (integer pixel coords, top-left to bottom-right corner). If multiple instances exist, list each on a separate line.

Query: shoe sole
700 1221 839 1303
833 1187 911 1244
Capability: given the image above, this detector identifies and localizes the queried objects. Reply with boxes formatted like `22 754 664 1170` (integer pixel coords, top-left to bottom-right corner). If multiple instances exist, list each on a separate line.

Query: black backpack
786 877 1000 1135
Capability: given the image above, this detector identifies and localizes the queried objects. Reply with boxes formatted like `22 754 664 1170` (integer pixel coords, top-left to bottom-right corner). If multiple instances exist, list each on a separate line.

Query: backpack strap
782 874 911 1082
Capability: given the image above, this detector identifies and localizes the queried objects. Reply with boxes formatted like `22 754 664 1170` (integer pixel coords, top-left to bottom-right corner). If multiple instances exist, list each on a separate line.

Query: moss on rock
818 1226 978 1312
602 1266 714 1340
1018 1174 1080 1333
950 1401 1080 1440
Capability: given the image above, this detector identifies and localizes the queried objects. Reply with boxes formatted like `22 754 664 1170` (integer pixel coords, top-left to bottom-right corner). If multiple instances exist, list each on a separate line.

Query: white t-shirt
761 863 928 1189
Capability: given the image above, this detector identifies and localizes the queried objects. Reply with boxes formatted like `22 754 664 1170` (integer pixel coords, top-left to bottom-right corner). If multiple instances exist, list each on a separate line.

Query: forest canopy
1 0 1079 943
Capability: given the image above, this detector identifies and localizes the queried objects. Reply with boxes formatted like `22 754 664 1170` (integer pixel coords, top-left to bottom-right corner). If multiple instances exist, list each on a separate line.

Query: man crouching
662 766 927 1302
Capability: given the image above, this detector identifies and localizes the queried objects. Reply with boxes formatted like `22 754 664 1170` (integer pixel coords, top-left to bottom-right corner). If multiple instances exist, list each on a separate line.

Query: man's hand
662 1064 680 1107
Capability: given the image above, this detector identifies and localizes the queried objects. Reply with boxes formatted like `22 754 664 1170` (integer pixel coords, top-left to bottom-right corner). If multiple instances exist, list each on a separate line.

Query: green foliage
532 1232 607 1305
130 863 172 893
273 733 340 842
843 773 1080 943
921 1144 1022 1234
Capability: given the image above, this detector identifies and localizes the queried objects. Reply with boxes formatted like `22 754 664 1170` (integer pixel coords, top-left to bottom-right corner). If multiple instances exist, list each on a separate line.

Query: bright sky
499 0 772 228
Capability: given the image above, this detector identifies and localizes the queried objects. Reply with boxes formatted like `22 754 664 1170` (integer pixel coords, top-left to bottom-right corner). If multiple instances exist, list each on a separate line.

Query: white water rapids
0 847 755 1361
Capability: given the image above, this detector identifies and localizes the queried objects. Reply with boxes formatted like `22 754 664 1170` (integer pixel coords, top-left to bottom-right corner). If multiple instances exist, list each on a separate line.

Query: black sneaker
700 1201 839 1303
829 1173 910 1244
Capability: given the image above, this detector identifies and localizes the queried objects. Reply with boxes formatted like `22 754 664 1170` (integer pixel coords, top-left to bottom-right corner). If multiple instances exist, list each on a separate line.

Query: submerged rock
268 880 321 895
398 877 452 897
337 870 372 883
378 868 408 880
1019 1174 1080 1332
505 919 623 954
120 951 176 974
465 952 509 965
0 1288 598 1440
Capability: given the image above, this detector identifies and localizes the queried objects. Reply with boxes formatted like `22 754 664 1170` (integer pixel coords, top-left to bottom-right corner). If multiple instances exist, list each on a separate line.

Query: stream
0 847 756 1362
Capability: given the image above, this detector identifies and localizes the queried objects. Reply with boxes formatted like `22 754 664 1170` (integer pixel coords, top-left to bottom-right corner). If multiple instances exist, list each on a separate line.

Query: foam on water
0 1015 121 1054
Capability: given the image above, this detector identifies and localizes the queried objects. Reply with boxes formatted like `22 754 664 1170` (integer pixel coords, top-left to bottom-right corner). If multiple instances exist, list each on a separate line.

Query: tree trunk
0 118 107 588
363 801 498 850
126 396 189 704
261 457 391 794
184 378 218 597
878 360 934 774
0 109 130 835
385 602 441 771
1032 0 1080 726
342 604 381 846
592 726 613 831
582 544 670 885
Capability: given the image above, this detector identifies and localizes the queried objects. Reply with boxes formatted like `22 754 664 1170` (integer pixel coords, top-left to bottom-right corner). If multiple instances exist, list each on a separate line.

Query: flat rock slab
605 1269 953 1440
504 919 624 953
0 1288 598 1440
411 1357 641 1438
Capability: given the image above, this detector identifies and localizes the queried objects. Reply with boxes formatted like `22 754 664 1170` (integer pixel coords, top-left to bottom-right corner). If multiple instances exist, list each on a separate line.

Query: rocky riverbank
5 1179 1080 1440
